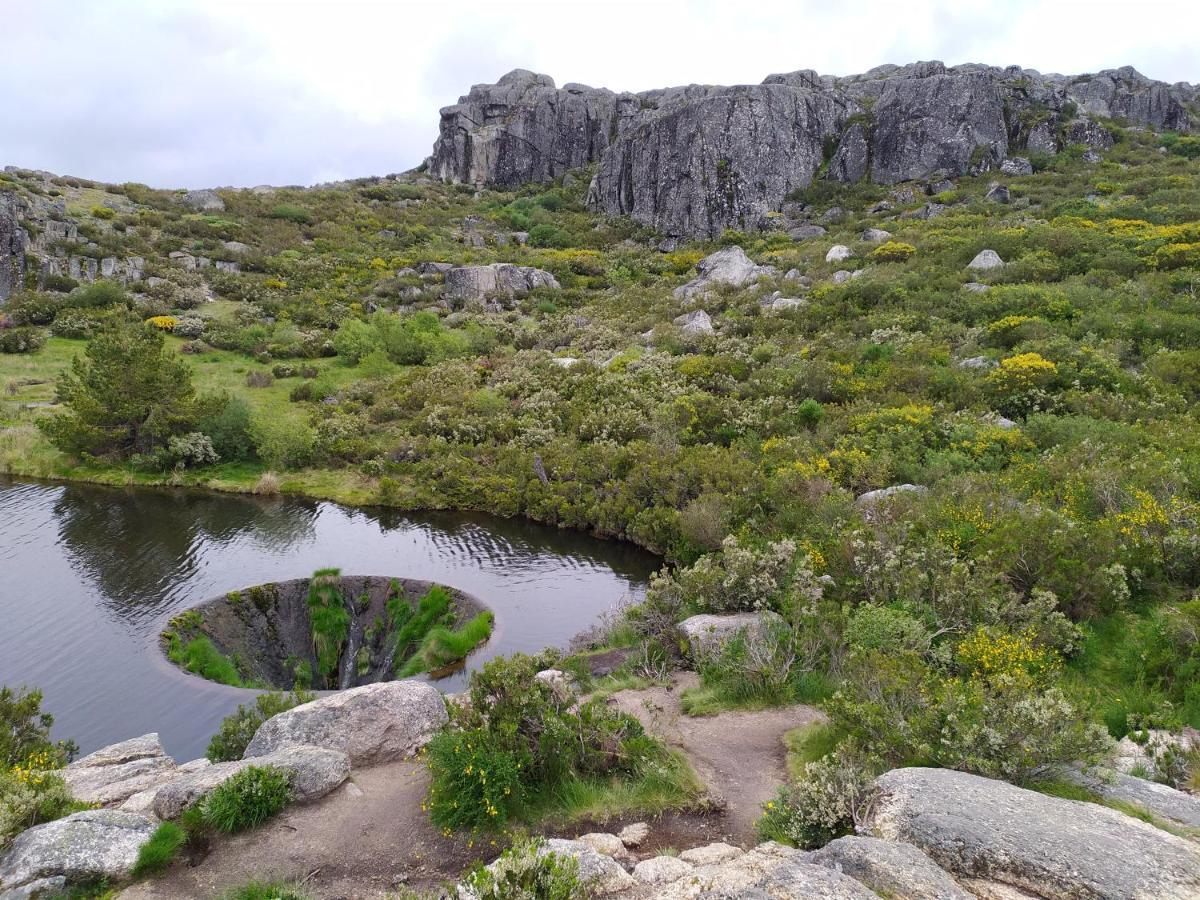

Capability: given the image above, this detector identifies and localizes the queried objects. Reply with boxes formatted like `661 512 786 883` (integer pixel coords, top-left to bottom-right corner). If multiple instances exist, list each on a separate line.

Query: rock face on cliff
428 69 632 187
0 191 26 301
429 62 1197 238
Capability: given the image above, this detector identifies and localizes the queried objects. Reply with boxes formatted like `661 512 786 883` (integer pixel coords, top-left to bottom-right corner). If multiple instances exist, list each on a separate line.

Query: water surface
0 478 656 760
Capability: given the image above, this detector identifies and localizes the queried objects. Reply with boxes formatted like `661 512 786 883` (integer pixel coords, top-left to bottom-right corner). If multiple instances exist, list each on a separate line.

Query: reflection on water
0 478 656 760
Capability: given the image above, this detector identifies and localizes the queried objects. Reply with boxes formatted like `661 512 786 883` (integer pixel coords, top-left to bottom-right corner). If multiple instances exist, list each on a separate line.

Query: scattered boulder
674 247 775 301
678 612 784 661
860 227 892 243
766 296 806 312
443 263 559 307
985 181 1010 203
955 355 995 370
0 810 155 895
549 357 580 369
909 201 947 220
576 832 625 857
967 249 1005 270
538 839 635 895
634 855 694 885
856 484 928 510
1000 156 1034 176
807 835 973 900
153 746 349 820
788 224 827 240
618 821 650 848
244 680 448 767
831 269 863 284
867 767 1200 899
534 668 578 702
680 842 743 866
673 309 714 336
1114 728 1199 779
962 281 990 292
179 189 225 212
826 244 852 263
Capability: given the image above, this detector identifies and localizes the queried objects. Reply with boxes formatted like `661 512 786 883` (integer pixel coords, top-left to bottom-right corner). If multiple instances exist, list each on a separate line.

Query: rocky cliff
429 61 1198 238
0 192 26 301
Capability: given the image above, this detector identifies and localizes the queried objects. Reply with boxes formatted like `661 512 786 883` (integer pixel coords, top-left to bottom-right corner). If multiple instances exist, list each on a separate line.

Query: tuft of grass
783 722 842 779
167 635 246 687
220 881 311 900
131 822 186 878
398 610 494 676
525 748 704 825
199 765 292 833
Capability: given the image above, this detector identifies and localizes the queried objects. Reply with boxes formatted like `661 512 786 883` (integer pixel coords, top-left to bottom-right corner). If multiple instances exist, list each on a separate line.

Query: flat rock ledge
153 745 349 820
244 680 448 766
866 767 1200 899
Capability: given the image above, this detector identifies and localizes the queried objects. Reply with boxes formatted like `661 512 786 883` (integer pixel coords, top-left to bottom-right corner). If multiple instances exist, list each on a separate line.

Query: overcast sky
4 0 1198 189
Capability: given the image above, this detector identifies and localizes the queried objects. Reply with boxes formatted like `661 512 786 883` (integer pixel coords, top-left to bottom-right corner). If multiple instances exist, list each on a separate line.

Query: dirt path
118 760 476 900
608 672 825 845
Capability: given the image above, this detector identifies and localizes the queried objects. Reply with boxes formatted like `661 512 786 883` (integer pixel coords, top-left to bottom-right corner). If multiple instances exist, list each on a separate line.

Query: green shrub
198 765 291 833
0 770 84 849
206 690 315 762
0 688 81 848
462 838 584 900
870 241 917 263
0 327 47 354
270 204 313 225
68 280 127 309
756 744 879 848
425 726 525 830
425 653 662 830
131 821 186 877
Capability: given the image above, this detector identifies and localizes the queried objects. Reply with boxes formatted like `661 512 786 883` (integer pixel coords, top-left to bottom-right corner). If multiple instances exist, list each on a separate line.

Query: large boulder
243 680 448 766
442 263 560 307
179 189 225 212
153 745 348 820
967 249 1005 270
806 835 973 900
674 246 775 301
673 309 714 336
60 733 178 806
678 611 784 661
0 810 155 895
867 767 1200 899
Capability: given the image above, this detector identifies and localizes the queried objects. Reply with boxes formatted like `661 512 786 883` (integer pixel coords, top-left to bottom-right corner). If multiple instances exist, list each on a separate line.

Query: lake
0 478 657 761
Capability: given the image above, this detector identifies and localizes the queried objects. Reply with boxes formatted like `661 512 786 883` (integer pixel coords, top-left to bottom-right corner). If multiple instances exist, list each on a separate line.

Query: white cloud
2 0 1196 188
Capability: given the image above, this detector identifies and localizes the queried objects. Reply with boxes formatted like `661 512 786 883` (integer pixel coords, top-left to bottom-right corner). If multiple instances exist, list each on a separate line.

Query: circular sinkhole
160 570 493 690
